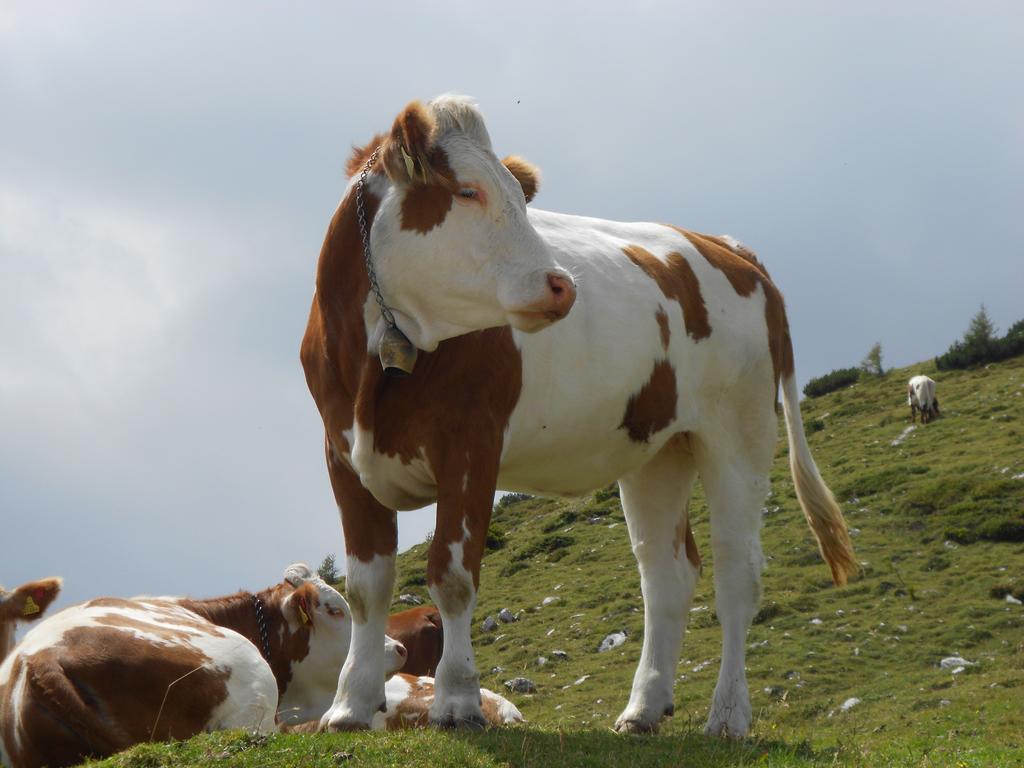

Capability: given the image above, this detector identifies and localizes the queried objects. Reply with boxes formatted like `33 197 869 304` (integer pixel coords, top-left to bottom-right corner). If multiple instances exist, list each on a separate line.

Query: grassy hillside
89 357 1024 767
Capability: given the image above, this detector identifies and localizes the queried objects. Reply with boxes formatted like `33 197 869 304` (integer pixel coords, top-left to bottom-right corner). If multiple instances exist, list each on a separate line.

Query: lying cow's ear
501 155 540 203
381 100 438 186
283 583 319 630
1 578 62 622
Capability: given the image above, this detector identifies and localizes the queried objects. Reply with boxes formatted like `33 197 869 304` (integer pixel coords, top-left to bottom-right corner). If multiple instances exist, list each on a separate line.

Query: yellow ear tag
298 601 312 627
23 596 41 616
400 145 416 181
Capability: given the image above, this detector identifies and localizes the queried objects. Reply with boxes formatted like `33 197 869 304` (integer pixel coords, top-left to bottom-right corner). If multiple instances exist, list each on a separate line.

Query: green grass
86 357 1024 767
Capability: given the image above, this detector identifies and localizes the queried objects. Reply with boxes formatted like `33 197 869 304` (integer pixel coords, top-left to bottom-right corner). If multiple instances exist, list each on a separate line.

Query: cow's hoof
320 706 374 733
614 717 659 735
704 707 751 739
431 711 488 731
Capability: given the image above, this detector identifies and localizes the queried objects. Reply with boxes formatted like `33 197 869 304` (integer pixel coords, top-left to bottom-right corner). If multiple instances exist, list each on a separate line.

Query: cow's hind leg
614 434 700 734
694 400 776 738
426 462 498 729
320 456 398 731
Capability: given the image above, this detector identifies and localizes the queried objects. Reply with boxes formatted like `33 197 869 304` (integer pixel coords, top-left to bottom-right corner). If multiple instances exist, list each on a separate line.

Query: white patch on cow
5 661 30 757
201 638 278 734
482 685 524 724
321 554 396 730
372 673 415 729
350 424 435 510
427 537 484 725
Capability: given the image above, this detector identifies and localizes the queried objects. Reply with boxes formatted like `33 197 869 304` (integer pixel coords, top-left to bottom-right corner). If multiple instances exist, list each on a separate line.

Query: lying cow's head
362 95 576 353
277 564 406 723
0 577 62 661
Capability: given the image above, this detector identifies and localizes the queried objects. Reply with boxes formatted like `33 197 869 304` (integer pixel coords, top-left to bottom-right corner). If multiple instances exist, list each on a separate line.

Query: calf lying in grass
0 564 403 768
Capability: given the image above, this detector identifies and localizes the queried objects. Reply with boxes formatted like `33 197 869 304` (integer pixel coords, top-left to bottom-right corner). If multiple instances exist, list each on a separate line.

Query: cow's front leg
426 463 497 729
320 460 397 732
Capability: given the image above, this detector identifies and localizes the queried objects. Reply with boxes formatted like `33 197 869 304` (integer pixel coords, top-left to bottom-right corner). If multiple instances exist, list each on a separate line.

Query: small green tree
936 304 1008 370
859 342 885 377
964 304 998 351
317 553 341 584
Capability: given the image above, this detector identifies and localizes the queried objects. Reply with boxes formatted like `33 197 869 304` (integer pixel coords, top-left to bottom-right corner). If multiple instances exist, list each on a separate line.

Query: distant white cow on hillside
907 375 940 423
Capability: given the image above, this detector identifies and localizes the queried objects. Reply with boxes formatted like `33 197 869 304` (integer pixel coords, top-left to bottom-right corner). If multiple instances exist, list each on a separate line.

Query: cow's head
277 563 406 723
362 95 576 354
0 577 62 661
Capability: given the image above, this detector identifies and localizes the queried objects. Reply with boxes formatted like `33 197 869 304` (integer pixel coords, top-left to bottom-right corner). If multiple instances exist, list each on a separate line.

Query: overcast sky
2 2 1022 616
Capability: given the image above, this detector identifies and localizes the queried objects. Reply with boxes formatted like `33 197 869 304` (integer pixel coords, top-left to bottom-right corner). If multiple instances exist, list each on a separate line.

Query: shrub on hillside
803 367 860 398
935 306 1024 370
859 342 886 377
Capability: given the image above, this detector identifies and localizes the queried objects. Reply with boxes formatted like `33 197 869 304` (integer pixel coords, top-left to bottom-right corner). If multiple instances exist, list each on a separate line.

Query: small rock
541 596 560 607
490 666 505 674
397 594 423 606
598 631 627 652
764 686 786 700
944 540 959 550
333 752 354 764
840 697 861 712
940 699 952 707
939 656 975 672
546 628 556 637
573 674 590 685
551 650 569 661
809 618 823 625
498 608 517 623
504 677 537 694
536 656 548 667
1006 594 1023 606
482 616 498 632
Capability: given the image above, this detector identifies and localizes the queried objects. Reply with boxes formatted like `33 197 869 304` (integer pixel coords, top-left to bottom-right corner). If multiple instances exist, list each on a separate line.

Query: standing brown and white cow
301 94 857 735
0 565 404 768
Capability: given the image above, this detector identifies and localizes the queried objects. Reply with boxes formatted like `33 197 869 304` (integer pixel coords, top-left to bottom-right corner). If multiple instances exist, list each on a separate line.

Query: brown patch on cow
399 146 456 234
387 606 443 676
501 155 540 203
654 306 671 351
619 360 678 443
346 133 388 178
665 225 796 388
353 326 522 591
623 245 711 342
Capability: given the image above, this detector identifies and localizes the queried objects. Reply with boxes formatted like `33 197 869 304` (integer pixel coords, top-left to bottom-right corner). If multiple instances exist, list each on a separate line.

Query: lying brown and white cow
0 564 404 768
285 673 523 733
301 94 857 736
908 374 940 423
387 605 443 676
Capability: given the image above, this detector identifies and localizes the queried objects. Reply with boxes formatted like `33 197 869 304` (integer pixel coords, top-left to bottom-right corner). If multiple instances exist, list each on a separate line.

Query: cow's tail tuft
780 371 858 586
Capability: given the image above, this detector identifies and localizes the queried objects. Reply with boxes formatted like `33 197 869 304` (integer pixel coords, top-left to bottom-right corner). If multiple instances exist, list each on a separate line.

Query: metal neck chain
251 593 273 665
356 148 398 331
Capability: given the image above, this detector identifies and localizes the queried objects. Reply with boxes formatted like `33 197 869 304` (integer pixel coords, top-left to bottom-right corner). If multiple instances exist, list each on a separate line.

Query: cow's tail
780 366 858 586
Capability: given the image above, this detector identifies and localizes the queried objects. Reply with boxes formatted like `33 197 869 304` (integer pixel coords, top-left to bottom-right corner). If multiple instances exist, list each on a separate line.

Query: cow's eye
458 188 479 200
325 606 345 617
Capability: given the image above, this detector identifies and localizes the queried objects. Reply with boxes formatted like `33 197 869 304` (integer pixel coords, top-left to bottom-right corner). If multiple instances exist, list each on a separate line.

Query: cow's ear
1 578 62 622
381 101 439 186
502 155 540 203
283 583 319 630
